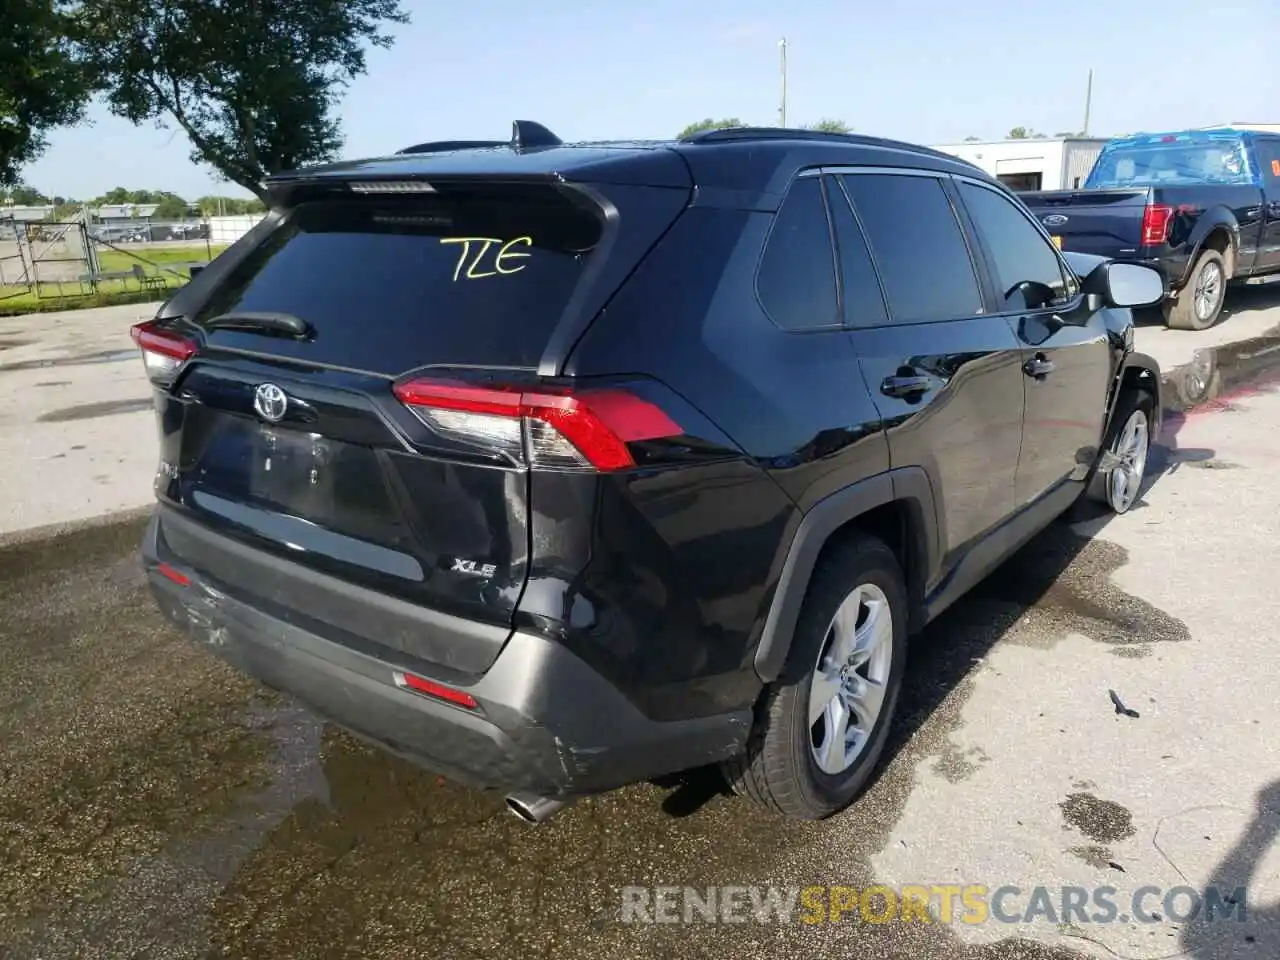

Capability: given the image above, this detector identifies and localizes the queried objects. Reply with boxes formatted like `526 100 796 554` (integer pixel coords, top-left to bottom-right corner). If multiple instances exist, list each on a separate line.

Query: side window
1257 139 1280 190
756 176 840 330
840 173 984 324
958 181 1072 311
824 178 888 327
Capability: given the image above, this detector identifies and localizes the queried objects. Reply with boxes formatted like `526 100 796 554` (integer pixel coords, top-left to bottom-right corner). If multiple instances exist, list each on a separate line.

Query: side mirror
1082 261 1165 308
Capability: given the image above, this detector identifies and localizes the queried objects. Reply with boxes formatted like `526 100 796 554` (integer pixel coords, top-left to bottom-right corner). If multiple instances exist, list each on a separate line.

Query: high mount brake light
130 319 198 386
392 378 682 471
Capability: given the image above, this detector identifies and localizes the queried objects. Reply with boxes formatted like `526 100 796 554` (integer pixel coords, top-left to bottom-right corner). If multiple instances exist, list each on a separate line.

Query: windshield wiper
202 311 312 338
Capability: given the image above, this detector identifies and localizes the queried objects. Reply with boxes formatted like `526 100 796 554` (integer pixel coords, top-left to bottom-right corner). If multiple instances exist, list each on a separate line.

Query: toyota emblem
253 383 289 423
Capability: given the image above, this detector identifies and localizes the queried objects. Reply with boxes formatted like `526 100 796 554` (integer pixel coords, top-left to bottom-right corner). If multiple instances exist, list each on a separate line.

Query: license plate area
1051 235 1063 249
188 416 407 544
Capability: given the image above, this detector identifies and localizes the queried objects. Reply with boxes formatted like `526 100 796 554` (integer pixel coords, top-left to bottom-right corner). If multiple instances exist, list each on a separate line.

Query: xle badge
451 558 498 578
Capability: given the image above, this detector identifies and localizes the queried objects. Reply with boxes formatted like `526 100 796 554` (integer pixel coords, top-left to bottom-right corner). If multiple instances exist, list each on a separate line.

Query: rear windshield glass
1086 139 1252 188
194 187 602 370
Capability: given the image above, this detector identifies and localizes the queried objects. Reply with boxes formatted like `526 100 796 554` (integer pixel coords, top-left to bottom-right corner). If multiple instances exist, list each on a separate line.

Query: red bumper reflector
396 671 478 709
156 562 190 586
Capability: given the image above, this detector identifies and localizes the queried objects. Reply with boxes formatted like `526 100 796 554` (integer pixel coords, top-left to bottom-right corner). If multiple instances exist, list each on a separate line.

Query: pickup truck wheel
722 535 906 820
1088 391 1154 514
1165 251 1226 331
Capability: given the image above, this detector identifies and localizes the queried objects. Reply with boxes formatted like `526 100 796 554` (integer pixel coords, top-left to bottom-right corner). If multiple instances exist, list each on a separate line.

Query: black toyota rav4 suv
136 122 1165 823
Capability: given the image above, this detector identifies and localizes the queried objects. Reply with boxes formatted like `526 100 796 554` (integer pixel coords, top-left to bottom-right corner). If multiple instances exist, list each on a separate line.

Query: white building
930 137 1110 191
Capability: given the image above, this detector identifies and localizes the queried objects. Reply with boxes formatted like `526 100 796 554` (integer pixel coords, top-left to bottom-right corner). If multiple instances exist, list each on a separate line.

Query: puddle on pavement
0 517 278 954
0 348 135 373
1161 323 1280 414
38 397 152 422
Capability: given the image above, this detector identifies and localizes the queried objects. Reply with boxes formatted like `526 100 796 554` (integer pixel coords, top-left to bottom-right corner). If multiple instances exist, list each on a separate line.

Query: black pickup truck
1021 128 1280 330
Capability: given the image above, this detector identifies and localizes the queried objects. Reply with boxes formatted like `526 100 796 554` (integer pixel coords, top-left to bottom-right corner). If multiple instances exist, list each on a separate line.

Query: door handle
1023 353 1054 379
880 374 933 399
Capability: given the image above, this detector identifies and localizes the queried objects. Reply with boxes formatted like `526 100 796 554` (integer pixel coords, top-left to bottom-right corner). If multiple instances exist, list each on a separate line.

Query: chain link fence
0 214 263 309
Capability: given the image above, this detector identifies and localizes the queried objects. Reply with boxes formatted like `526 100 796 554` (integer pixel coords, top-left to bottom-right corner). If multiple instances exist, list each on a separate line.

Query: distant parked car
1020 128 1280 330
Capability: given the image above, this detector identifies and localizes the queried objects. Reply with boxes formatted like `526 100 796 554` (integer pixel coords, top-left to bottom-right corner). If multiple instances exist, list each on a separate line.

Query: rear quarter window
755 177 840 330
193 187 602 371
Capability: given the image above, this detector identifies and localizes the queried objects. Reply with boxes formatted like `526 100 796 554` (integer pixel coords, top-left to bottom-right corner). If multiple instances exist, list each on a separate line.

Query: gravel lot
0 289 1277 959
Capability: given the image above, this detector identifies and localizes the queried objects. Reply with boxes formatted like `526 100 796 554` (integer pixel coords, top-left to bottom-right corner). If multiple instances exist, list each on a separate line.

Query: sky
23 0 1280 200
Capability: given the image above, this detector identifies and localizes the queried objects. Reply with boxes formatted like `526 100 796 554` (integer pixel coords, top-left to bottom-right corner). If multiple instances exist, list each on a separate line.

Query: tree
1 1 93 186
1007 127 1030 139
677 118 746 139
196 195 265 216
7 184 50 205
153 192 190 220
73 0 410 201
964 136 982 142
804 119 852 134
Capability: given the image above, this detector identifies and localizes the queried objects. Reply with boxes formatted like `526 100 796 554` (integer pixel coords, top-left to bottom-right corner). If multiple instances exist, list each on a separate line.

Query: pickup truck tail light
1141 204 1174 246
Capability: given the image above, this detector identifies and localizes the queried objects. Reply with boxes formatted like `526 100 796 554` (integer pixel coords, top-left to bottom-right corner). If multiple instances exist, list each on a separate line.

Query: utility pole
1083 68 1093 136
779 37 788 128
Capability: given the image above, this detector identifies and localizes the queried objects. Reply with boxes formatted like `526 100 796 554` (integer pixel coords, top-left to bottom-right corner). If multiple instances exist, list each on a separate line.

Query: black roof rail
680 126 858 144
396 120 564 156
681 125 991 170
397 139 506 155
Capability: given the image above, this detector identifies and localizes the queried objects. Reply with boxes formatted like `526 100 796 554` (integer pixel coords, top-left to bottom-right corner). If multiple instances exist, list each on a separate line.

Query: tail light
1141 204 1174 246
130 319 198 386
392 377 682 471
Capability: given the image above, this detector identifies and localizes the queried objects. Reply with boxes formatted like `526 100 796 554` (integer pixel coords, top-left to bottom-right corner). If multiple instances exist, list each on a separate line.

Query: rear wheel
723 535 907 820
1164 250 1226 331
1088 391 1154 514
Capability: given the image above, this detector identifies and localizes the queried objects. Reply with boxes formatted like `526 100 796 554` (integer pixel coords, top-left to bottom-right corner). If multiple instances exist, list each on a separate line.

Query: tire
722 535 907 820
1087 390 1154 514
1164 250 1226 331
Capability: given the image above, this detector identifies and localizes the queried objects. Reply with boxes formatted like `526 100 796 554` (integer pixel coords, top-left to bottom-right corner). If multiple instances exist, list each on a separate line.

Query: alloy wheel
808 583 894 776
1108 410 1149 513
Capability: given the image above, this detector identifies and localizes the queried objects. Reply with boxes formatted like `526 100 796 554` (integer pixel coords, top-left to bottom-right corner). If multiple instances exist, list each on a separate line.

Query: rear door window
755 176 840 330
840 173 984 324
194 186 603 372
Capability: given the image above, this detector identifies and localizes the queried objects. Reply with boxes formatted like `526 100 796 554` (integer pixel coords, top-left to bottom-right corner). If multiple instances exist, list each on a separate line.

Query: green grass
0 244 230 316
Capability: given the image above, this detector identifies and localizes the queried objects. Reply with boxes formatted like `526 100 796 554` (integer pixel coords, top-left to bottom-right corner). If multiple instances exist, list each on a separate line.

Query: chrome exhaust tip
505 792 571 823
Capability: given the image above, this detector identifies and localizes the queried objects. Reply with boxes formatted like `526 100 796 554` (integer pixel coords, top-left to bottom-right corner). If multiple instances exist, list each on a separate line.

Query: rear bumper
141 512 749 797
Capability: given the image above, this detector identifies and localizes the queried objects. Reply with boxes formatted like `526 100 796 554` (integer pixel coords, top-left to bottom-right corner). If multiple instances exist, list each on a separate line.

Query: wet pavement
1 326 1278 959
0 513 1102 960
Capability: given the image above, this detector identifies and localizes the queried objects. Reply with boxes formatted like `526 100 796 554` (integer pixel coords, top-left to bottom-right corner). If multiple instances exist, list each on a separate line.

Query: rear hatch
139 160 691 674
1018 188 1153 257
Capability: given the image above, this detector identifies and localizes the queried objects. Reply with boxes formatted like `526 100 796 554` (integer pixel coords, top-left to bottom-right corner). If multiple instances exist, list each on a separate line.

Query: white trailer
929 137 1110 191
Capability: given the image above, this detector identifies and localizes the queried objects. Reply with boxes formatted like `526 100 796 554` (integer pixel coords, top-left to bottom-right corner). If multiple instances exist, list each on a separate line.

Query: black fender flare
1181 208 1239 284
753 466 939 682
1106 350 1164 440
